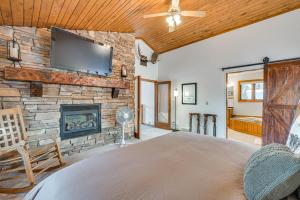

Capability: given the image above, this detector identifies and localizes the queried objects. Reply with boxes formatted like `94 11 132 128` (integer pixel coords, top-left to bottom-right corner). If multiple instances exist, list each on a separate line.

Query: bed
25 133 257 200
229 117 262 137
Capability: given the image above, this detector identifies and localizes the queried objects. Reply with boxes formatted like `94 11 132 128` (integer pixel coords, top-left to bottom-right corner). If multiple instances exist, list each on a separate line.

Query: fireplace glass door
60 104 101 140
63 110 98 133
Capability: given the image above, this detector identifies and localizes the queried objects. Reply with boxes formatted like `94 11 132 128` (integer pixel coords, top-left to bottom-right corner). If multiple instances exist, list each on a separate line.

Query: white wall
135 39 158 80
228 70 263 117
141 81 155 125
158 9 300 138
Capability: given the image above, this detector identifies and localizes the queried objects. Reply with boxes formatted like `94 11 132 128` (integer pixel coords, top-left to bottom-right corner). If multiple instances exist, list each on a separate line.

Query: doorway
135 77 172 140
156 81 171 129
140 79 156 127
226 69 263 146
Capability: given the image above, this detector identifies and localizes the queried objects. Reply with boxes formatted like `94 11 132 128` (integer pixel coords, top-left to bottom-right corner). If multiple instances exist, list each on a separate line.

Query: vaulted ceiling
0 0 299 53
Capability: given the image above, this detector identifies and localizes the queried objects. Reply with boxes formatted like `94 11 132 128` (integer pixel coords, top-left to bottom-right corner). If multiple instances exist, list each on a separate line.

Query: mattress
25 133 257 200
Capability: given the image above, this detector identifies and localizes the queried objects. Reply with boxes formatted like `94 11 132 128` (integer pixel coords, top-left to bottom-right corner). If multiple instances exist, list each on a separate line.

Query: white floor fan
116 106 134 146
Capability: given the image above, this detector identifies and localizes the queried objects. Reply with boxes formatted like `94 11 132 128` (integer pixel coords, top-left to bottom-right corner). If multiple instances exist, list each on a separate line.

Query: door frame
140 78 157 126
135 76 157 139
135 76 141 139
225 69 264 140
155 81 172 129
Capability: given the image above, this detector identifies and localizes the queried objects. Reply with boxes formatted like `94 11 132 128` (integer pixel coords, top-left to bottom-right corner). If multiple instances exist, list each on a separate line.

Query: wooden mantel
4 67 130 89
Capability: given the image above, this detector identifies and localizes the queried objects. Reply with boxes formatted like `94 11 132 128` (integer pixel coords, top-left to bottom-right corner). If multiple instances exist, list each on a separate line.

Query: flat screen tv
50 27 113 76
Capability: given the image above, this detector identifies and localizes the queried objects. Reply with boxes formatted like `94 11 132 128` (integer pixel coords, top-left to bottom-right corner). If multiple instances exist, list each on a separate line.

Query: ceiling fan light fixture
174 14 181 25
166 16 175 27
143 0 206 33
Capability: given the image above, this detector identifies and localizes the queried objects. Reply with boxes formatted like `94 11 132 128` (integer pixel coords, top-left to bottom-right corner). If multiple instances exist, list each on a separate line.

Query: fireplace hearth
60 104 101 140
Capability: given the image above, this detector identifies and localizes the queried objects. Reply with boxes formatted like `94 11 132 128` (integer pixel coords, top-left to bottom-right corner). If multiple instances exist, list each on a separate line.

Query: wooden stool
204 114 217 137
189 113 200 134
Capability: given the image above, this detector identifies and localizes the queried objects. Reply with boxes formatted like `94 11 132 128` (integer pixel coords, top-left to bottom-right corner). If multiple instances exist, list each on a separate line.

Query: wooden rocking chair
0 106 64 194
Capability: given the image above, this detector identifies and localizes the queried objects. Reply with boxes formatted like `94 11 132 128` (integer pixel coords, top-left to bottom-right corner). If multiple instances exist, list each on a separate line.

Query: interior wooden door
155 81 171 129
134 76 141 139
263 60 300 145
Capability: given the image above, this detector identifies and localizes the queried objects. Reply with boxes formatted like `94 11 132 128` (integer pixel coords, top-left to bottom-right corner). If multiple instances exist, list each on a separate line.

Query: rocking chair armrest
0 141 27 155
0 143 29 168
15 143 29 155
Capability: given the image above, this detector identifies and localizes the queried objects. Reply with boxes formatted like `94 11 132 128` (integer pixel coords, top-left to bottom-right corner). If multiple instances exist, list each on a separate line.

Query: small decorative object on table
189 113 201 133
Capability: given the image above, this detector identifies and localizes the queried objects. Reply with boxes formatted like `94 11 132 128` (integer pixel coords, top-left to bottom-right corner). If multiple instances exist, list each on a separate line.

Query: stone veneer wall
0 26 135 155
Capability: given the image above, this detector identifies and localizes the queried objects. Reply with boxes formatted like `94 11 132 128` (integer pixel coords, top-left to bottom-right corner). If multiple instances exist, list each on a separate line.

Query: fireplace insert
60 104 101 140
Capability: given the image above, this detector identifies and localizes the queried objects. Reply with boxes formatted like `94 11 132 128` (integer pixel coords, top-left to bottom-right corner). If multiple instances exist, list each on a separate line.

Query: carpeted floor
227 128 262 147
0 126 171 200
140 125 172 140
0 143 123 200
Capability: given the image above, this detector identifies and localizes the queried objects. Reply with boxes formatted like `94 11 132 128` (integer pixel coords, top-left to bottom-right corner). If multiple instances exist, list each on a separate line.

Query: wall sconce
7 34 22 66
121 65 127 78
174 89 179 97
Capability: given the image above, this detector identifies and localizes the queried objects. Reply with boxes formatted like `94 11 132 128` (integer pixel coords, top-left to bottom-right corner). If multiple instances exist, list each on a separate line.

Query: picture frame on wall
227 85 234 108
227 98 234 108
182 83 197 105
227 86 234 99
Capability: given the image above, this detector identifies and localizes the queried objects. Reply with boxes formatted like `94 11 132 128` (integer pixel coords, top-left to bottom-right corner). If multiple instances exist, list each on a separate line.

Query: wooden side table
189 113 200 134
204 114 217 137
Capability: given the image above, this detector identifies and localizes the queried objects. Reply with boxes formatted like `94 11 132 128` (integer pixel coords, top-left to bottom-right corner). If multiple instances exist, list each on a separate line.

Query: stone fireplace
0 26 135 155
60 104 101 140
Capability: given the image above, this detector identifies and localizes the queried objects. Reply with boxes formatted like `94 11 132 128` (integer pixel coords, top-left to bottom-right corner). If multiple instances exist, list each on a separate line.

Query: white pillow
286 105 300 154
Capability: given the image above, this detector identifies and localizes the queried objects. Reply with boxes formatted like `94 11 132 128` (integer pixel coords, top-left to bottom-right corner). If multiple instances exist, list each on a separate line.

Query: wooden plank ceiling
0 0 300 53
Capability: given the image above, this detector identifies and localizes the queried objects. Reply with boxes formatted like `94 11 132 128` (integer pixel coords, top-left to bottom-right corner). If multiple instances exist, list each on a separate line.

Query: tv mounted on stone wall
50 27 113 76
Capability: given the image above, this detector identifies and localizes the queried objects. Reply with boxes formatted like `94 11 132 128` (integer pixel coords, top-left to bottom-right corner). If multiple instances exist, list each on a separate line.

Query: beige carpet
1 125 173 200
2 128 253 200
0 140 141 200
140 125 172 141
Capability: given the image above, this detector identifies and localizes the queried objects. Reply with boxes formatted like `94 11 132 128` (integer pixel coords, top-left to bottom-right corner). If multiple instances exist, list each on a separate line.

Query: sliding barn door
263 60 300 145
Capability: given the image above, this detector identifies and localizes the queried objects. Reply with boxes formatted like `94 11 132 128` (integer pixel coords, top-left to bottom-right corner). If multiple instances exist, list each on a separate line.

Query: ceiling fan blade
169 26 176 33
143 12 169 18
181 11 206 17
172 0 180 8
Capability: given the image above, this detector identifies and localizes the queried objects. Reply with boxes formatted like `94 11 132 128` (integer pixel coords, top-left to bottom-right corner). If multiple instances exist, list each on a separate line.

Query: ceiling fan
143 0 206 32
